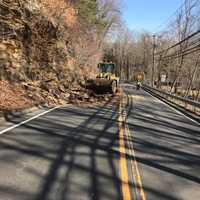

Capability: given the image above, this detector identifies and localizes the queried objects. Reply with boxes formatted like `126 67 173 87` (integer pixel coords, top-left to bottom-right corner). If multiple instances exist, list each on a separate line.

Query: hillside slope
0 0 116 111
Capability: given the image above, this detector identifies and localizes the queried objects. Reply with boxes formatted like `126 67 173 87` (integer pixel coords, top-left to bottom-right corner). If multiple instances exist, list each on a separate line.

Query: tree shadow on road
0 100 125 200
124 94 200 200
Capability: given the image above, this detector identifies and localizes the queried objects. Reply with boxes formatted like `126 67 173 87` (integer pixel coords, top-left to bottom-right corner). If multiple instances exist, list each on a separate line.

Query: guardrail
142 84 200 116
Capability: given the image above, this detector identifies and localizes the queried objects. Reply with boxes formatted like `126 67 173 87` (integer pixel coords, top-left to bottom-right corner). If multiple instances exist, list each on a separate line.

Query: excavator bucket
86 78 113 93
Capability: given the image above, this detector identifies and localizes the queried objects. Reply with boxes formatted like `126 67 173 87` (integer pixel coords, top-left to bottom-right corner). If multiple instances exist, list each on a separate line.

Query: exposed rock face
0 0 103 110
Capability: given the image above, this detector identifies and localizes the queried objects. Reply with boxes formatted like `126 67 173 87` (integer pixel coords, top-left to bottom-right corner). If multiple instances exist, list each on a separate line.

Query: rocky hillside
0 0 119 111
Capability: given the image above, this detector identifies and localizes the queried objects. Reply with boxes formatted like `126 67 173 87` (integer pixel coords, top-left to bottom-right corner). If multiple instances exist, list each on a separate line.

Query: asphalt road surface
0 83 199 200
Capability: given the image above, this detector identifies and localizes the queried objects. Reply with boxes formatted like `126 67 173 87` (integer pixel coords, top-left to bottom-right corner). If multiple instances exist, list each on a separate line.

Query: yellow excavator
133 72 145 82
86 62 119 94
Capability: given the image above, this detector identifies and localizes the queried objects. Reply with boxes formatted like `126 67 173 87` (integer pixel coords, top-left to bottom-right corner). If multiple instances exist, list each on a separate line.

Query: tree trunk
170 54 184 94
184 54 199 97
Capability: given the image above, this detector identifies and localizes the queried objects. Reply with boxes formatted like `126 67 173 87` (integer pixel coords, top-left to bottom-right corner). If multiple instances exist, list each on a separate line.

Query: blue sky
123 0 183 32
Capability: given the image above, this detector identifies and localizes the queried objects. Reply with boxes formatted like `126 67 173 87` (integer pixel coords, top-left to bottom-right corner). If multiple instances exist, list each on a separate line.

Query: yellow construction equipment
86 62 119 94
133 72 145 82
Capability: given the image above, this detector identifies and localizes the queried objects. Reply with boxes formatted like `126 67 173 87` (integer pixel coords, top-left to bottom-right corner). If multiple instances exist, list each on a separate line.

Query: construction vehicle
133 72 145 82
86 62 119 94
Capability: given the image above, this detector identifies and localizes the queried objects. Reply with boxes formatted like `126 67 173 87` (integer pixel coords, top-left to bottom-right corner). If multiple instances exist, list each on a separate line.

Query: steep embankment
0 0 104 111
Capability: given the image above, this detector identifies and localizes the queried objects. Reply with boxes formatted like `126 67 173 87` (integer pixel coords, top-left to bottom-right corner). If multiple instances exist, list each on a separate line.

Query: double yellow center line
118 94 147 200
119 101 132 200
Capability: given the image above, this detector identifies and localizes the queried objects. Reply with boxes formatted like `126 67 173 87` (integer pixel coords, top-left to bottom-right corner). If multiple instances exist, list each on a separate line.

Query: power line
161 45 200 60
158 43 200 60
158 39 200 60
155 29 200 56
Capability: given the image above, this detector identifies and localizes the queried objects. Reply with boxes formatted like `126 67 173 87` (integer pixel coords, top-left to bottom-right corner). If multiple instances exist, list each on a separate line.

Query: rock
64 92 70 98
0 44 7 50
83 93 89 99
58 85 65 93
104 97 110 101
89 98 95 103
40 82 50 92
0 52 8 59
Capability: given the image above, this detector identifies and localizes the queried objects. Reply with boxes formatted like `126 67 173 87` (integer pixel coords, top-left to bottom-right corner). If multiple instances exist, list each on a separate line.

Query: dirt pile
0 80 116 113
69 87 115 104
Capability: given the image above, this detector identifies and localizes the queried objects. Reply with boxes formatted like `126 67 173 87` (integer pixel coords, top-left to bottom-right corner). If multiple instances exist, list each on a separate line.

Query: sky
123 0 183 33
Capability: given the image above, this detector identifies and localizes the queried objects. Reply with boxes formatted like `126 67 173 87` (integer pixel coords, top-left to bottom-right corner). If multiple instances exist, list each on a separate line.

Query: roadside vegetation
105 0 200 101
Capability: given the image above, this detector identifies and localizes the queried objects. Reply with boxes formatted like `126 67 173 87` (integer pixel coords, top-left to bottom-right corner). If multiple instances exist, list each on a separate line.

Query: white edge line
0 106 60 135
143 89 200 125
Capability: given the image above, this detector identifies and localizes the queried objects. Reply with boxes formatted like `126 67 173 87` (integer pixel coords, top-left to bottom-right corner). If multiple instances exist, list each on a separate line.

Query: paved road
0 83 199 200
123 84 200 200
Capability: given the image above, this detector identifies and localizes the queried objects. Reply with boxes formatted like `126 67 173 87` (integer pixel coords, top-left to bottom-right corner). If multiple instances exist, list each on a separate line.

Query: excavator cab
98 63 115 73
97 63 116 79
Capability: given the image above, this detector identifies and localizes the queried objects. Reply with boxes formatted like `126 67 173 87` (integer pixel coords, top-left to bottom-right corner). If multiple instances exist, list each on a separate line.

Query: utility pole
152 34 156 87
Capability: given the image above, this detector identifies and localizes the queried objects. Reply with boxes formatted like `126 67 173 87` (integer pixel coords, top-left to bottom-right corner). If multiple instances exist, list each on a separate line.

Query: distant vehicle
133 72 145 82
133 72 144 90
